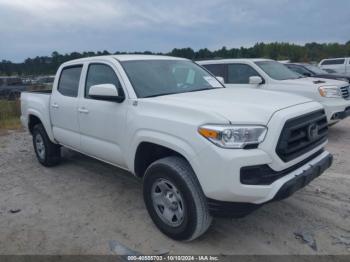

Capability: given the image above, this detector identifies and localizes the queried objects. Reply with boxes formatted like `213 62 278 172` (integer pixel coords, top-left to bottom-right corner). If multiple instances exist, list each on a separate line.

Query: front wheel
143 156 212 241
32 124 61 167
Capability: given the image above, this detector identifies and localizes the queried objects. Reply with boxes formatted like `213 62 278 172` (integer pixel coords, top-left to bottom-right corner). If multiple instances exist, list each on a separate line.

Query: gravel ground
0 120 349 255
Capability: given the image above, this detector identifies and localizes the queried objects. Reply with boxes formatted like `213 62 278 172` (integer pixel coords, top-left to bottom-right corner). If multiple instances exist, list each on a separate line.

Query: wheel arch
134 142 191 178
130 131 199 178
27 110 56 142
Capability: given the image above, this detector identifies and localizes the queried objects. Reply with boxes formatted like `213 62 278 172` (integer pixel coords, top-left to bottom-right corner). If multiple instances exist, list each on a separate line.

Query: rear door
77 62 128 168
50 65 82 149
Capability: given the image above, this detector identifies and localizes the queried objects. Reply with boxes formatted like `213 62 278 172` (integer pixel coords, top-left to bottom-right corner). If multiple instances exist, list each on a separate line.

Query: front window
85 63 122 98
255 61 302 80
121 60 223 98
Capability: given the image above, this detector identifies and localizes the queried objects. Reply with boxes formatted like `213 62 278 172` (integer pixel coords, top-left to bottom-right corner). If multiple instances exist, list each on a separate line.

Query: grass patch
0 99 21 130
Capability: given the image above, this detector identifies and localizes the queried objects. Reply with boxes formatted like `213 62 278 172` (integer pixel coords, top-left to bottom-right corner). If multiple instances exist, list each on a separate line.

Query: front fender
127 129 206 175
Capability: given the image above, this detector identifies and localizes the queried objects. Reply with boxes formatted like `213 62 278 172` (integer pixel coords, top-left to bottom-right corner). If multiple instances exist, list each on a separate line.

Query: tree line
1 41 350 76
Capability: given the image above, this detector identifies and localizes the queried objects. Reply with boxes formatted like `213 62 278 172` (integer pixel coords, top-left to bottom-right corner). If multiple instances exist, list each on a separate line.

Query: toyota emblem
307 123 319 141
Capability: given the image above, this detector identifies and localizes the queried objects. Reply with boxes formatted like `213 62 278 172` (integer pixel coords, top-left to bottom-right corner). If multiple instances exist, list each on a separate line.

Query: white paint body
319 57 350 76
21 55 330 204
198 59 350 124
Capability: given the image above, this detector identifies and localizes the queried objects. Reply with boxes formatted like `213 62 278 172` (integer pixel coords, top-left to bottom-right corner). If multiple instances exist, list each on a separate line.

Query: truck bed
20 91 52 136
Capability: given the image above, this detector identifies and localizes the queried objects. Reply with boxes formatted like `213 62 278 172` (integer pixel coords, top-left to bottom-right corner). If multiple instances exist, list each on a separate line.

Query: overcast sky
0 0 349 62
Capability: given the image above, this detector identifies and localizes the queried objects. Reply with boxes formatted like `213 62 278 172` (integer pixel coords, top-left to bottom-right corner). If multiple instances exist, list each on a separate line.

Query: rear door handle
51 103 59 109
78 107 89 114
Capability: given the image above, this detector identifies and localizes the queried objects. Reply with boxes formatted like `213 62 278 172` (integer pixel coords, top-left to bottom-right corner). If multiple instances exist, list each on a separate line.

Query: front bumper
191 102 329 204
331 106 350 121
207 152 333 217
321 99 350 123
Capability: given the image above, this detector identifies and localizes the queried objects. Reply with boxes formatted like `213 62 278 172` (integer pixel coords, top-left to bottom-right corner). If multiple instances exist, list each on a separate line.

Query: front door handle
78 107 89 114
51 103 59 109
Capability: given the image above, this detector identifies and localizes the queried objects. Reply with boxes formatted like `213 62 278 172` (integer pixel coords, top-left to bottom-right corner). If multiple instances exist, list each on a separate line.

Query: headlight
318 86 341 98
198 125 267 149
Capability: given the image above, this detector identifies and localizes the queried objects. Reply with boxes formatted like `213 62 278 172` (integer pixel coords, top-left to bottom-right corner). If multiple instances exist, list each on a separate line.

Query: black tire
143 156 212 241
32 124 61 167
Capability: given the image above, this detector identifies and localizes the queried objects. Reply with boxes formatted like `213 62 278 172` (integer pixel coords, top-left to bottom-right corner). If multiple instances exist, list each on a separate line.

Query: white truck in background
198 59 350 125
319 57 350 76
21 55 333 241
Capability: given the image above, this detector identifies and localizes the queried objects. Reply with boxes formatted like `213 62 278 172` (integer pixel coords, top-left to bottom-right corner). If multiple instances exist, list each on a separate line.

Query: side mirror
216 76 225 84
303 72 312 77
249 76 263 85
88 84 125 103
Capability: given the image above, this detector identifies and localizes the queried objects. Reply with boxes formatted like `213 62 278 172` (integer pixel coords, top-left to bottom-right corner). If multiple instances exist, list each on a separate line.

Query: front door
78 63 128 168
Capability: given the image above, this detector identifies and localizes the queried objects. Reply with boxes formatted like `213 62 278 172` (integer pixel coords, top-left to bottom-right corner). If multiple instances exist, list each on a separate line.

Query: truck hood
315 74 350 82
280 77 348 87
146 88 313 125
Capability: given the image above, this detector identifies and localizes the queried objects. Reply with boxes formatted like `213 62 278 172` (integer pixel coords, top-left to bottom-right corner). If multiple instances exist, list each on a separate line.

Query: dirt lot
0 120 349 255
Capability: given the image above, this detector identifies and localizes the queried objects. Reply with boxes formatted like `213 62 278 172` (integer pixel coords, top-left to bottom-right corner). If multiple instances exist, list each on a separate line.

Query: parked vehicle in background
323 68 338 74
285 63 350 83
0 76 23 86
0 76 28 100
319 57 350 76
21 55 333 241
198 59 350 125
35 76 55 87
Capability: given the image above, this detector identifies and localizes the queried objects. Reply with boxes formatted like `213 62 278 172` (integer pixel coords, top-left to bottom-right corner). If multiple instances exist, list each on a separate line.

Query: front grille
340 85 350 99
276 110 328 162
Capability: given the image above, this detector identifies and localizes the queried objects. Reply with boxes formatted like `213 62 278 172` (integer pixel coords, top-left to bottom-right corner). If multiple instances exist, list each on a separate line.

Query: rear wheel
143 156 212 241
32 124 61 167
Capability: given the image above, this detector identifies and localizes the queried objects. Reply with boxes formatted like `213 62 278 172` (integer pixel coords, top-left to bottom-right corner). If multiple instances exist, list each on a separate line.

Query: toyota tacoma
21 55 333 240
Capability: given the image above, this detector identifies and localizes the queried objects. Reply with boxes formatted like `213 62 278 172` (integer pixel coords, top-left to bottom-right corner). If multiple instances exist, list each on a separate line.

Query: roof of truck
63 55 187 65
197 58 272 64
115 55 187 61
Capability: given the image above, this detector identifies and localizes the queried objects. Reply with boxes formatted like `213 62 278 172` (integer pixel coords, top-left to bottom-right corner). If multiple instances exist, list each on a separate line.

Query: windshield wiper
184 87 219 93
142 87 219 98
143 92 178 98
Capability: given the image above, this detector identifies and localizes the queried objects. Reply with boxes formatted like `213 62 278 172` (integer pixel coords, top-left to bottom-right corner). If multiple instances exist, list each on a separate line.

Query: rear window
202 64 226 79
227 64 261 84
321 59 345 65
58 66 83 97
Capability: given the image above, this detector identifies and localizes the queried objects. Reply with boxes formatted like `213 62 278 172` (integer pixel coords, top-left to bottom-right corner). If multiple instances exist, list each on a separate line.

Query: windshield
287 64 313 76
303 64 328 74
121 60 223 98
255 61 302 80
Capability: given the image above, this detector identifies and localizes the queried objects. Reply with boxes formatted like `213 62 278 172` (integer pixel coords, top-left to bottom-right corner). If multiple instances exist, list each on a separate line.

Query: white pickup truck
198 59 350 125
21 55 333 241
319 57 350 76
